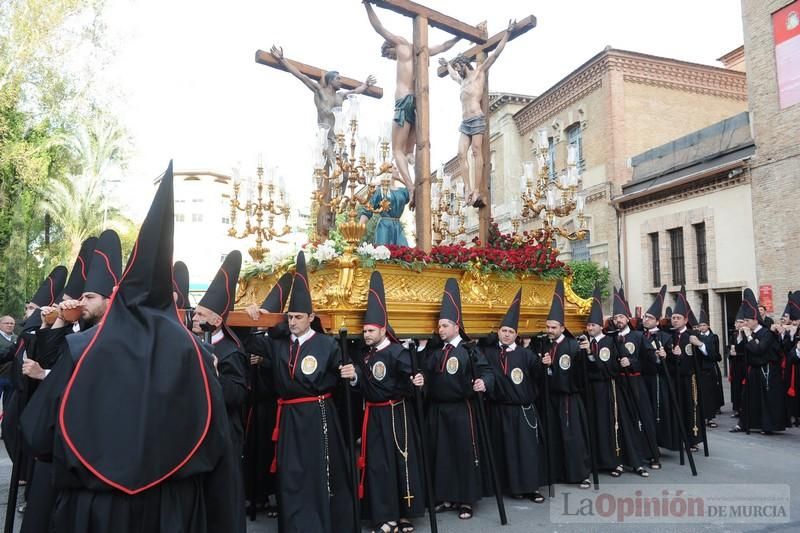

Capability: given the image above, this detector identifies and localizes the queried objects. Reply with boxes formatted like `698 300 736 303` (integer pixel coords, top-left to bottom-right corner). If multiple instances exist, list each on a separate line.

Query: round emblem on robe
559 354 571 370
510 367 524 385
625 341 636 354
599 347 611 362
301 355 318 375
446 356 459 374
372 361 387 381
685 344 693 356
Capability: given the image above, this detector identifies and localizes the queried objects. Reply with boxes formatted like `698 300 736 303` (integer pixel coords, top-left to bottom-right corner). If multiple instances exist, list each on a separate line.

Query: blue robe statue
360 187 409 246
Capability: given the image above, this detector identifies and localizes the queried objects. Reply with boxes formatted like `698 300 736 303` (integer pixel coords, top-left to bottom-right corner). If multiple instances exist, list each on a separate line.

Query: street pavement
1 387 799 532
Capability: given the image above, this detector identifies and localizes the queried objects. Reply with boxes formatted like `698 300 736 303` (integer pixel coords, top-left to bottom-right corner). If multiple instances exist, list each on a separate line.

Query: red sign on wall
759 284 774 313
773 1 800 108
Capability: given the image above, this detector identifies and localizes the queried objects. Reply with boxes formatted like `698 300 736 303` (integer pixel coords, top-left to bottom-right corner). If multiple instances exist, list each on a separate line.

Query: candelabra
228 160 291 262
310 94 393 253
431 170 466 245
519 129 587 247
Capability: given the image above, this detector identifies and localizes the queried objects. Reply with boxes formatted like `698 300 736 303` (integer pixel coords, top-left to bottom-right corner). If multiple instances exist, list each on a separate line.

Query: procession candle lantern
537 129 549 150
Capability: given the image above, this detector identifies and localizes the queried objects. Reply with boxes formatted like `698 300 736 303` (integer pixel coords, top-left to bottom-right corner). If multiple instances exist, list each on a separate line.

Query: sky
99 0 745 220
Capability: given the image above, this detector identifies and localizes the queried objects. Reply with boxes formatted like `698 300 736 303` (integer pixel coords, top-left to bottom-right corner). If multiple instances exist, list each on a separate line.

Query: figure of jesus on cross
440 19 515 209
364 1 462 210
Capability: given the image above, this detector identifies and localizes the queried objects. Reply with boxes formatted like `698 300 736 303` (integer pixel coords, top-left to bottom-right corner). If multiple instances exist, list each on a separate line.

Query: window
192 198 203 204
650 232 661 287
192 213 203 223
699 291 709 319
694 222 708 283
547 137 556 180
221 216 231 225
174 213 185 222
571 232 590 261
669 227 685 285
566 124 585 173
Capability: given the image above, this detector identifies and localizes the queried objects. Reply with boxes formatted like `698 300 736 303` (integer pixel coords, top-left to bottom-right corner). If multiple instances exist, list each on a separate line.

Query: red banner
759 284 774 314
774 1 800 108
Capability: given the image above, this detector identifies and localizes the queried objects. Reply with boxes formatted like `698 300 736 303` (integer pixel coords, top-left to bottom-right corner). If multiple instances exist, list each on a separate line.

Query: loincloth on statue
459 114 486 136
393 94 416 127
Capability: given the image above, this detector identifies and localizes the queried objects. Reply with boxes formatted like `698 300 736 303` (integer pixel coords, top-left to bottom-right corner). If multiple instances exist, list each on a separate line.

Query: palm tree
40 112 132 260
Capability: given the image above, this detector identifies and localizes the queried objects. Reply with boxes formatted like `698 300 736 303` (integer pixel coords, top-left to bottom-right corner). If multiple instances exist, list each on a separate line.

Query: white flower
357 242 375 256
372 245 391 260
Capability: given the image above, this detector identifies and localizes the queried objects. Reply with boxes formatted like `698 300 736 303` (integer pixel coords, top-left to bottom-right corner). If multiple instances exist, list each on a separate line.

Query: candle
523 160 535 181
537 129 549 150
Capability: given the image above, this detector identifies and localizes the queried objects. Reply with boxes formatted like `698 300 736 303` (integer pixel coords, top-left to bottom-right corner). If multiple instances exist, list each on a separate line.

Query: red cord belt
270 393 333 473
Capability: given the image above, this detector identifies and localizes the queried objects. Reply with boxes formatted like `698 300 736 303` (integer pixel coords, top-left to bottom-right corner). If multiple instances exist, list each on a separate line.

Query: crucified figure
270 44 375 170
440 19 515 208
364 1 461 210
270 45 375 234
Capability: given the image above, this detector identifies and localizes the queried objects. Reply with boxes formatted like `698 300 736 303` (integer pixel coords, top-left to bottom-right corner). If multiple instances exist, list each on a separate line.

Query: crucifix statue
254 48 384 239
363 0 535 249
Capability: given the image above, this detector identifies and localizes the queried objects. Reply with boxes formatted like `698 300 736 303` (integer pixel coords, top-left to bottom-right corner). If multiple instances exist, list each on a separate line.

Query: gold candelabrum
431 170 467 245
228 161 291 262
518 129 587 247
310 95 393 254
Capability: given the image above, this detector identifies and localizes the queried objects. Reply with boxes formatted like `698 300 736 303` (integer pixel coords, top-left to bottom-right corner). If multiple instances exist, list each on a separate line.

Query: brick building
446 47 748 296
740 0 800 316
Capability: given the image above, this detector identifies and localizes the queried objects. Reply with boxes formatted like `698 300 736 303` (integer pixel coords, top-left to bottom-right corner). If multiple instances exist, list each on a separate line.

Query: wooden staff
338 329 361 533
465 342 507 525
410 340 438 533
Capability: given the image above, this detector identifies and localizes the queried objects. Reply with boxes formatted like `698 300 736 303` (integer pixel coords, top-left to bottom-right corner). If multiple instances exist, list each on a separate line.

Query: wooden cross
254 50 384 99
254 50 385 239
366 0 535 249
436 16 536 246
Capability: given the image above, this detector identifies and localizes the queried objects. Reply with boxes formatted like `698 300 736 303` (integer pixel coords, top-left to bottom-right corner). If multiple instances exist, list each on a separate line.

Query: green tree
569 260 611 299
0 0 114 316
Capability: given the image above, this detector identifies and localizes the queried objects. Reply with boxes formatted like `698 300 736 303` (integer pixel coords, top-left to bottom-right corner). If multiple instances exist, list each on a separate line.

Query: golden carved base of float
236 260 591 337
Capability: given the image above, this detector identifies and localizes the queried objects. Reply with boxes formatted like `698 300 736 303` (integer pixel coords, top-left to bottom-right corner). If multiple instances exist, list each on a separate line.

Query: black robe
241 339 277 508
422 338 494 504
613 329 659 461
19 327 241 533
729 334 748 414
643 329 679 451
739 326 786 432
697 331 725 417
666 328 703 446
354 342 425 524
19 324 74 533
542 336 591 484
584 336 646 470
211 334 248 455
781 330 800 421
484 341 545 494
245 330 356 533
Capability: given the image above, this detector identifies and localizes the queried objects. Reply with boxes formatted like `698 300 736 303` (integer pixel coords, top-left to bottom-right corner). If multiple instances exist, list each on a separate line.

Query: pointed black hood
84 229 121 298
698 308 709 326
29 266 68 307
364 271 389 329
198 251 242 319
740 288 759 321
63 237 98 300
364 271 399 342
547 280 565 324
587 284 603 326
172 261 190 310
612 286 631 317
500 288 522 331
789 292 800 321
58 161 215 495
288 252 313 314
673 285 690 318
440 278 468 339
261 272 293 313
645 285 667 319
